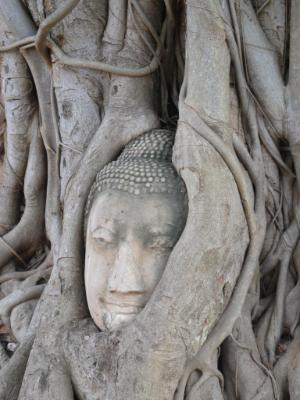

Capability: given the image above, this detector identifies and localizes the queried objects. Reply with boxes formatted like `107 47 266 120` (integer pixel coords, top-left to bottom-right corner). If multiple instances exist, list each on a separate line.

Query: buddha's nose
108 242 145 294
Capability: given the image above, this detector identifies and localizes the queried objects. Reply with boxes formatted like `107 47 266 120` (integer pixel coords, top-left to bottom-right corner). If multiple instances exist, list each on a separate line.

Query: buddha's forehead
88 189 184 234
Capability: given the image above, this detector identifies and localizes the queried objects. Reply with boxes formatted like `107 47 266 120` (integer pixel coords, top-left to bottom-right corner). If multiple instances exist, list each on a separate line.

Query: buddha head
84 129 187 331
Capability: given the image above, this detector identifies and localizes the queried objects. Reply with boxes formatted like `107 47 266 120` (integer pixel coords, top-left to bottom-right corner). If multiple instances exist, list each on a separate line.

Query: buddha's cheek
84 249 111 324
142 251 171 295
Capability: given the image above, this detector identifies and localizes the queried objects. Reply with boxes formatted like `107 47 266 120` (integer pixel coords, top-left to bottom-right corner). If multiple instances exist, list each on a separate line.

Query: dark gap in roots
218 348 223 373
262 268 279 297
72 381 81 400
36 278 46 285
277 327 293 356
1 340 15 357
160 96 180 130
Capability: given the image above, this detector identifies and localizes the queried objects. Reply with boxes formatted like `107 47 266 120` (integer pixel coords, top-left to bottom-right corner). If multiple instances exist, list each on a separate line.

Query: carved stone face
85 189 186 331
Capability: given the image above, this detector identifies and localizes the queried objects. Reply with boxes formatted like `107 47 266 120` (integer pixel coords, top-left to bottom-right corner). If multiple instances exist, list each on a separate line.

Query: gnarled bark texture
0 0 299 399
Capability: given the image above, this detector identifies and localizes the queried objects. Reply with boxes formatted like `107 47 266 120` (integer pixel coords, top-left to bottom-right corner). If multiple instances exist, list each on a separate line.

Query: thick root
0 113 46 268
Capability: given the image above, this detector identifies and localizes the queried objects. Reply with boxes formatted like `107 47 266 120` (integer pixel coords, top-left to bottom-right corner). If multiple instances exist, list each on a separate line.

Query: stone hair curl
84 129 187 231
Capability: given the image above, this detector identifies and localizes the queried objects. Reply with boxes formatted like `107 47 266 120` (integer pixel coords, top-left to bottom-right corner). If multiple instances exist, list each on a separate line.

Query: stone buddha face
84 129 187 331
85 189 186 331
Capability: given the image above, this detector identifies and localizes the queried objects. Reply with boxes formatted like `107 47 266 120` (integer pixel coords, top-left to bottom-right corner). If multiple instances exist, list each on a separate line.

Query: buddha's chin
102 310 137 331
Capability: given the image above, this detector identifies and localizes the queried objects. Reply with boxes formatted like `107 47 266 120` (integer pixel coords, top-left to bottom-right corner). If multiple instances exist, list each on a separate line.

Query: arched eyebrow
147 223 178 237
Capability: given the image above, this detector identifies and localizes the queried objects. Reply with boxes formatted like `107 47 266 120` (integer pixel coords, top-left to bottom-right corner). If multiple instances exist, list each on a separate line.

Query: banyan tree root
0 344 8 369
0 0 299 399
273 327 300 399
0 0 62 251
174 1 300 398
0 252 52 352
221 300 278 400
173 105 265 399
0 48 36 236
0 113 46 268
34 0 80 65
0 336 34 400
174 1 267 396
21 1 256 398
0 284 45 328
16 1 163 398
0 251 52 285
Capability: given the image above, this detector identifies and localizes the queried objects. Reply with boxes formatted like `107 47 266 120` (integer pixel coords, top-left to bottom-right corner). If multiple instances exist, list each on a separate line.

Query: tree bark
0 0 299 399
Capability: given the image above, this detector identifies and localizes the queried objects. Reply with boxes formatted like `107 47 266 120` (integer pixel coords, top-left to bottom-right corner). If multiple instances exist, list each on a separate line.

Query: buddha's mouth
103 300 144 315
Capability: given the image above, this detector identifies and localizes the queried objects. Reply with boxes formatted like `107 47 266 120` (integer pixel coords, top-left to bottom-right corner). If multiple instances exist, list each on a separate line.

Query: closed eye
92 227 116 246
94 236 114 245
148 236 174 250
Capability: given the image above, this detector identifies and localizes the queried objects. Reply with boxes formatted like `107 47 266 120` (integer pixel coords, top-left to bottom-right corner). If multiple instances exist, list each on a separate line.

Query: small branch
0 269 39 285
163 0 175 25
0 238 26 267
257 0 272 16
131 0 162 46
0 36 34 52
228 0 242 57
35 0 80 65
0 252 53 284
48 35 163 77
20 266 52 289
263 215 300 365
239 0 285 137
233 133 258 186
257 116 293 176
0 34 163 78
0 285 45 327
261 219 299 276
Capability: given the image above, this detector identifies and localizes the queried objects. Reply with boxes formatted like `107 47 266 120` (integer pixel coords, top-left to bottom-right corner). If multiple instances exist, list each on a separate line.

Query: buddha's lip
103 300 144 314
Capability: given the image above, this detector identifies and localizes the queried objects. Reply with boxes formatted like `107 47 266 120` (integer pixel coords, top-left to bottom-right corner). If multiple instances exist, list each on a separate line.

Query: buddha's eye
92 227 116 246
95 237 114 246
148 236 174 251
